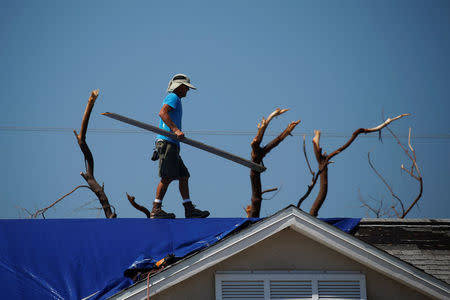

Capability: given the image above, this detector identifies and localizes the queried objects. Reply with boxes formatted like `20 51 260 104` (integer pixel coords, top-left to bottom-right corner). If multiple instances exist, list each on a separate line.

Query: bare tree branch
358 190 396 218
386 127 423 217
359 190 382 218
73 199 99 213
327 114 410 161
401 165 421 181
408 128 415 158
297 169 322 208
249 108 300 218
297 134 323 208
263 120 301 154
368 152 405 215
253 109 290 148
407 128 422 178
17 206 33 218
399 128 423 218
263 187 282 201
31 185 90 219
244 187 281 217
74 90 116 218
386 127 416 167
303 135 315 177
126 193 151 218
262 188 278 195
306 114 409 217
391 205 401 218
74 90 98 176
402 177 423 218
364 127 423 218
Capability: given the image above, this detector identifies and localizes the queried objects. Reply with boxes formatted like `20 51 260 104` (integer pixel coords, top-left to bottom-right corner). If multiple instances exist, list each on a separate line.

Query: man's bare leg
179 176 190 200
151 177 175 218
156 177 173 200
179 176 210 218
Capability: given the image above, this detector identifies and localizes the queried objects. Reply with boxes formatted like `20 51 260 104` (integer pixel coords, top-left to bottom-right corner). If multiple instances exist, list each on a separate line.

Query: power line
0 126 449 140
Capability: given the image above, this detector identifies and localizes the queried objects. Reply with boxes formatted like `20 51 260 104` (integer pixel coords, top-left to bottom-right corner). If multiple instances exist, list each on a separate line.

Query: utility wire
0 126 449 140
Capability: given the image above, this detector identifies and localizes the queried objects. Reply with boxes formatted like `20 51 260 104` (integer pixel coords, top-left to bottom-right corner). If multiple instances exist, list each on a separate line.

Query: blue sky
1 0 449 219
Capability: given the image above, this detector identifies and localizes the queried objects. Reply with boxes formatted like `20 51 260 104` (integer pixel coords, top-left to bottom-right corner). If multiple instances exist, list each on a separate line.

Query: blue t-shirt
157 93 182 145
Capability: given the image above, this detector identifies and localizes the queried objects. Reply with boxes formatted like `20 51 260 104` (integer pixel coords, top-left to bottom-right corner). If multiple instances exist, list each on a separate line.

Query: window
215 271 366 300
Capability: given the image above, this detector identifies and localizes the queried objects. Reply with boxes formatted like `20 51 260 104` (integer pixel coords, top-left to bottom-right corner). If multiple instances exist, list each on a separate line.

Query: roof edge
359 218 450 225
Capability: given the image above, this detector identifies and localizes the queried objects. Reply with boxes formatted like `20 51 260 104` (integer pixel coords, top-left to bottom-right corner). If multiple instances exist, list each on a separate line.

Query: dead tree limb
359 190 382 218
360 127 422 218
358 190 394 218
307 114 409 217
74 90 116 218
126 193 151 218
244 187 279 217
249 108 300 217
297 135 323 208
327 114 410 161
18 206 35 218
262 188 278 195
392 206 401 218
297 171 321 208
19 207 33 218
388 127 423 218
368 152 405 214
303 135 315 177
31 185 90 219
403 178 423 218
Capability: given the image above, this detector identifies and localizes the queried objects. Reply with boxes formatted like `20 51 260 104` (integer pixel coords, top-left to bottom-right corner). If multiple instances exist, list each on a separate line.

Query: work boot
150 202 176 219
183 202 210 218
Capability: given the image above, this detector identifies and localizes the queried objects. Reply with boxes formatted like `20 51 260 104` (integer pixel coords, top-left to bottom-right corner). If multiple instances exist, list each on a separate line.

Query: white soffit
111 206 450 300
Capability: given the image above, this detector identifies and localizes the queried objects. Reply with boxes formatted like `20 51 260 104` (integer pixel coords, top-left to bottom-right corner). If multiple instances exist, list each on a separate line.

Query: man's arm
159 104 184 139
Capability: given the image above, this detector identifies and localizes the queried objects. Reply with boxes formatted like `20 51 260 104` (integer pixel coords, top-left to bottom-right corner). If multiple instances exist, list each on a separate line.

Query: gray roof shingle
354 218 450 284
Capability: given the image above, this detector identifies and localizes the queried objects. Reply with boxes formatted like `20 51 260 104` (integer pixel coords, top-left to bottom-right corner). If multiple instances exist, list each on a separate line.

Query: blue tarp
0 217 360 300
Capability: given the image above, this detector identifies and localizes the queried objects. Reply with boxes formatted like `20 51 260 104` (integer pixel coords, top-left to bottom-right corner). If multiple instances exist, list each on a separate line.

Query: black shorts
156 140 190 179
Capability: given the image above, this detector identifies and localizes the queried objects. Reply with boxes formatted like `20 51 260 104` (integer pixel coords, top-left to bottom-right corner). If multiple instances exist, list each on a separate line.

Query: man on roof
151 74 210 219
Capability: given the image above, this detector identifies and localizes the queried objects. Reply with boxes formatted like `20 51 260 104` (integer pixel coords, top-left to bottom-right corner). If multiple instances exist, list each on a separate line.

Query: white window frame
215 271 367 300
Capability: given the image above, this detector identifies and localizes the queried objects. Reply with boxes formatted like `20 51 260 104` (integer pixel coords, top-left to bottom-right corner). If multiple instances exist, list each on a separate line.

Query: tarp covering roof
0 216 359 299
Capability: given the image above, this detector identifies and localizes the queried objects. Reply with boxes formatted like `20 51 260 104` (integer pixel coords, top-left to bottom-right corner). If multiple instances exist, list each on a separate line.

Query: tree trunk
309 165 328 217
249 169 263 217
75 90 116 218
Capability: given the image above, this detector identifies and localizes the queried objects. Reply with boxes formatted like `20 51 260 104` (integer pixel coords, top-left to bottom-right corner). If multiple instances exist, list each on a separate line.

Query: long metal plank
102 112 266 173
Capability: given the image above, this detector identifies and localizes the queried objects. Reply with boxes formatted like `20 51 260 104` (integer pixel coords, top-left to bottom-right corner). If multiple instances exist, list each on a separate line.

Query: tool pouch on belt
151 149 159 161
151 141 161 161
152 140 167 161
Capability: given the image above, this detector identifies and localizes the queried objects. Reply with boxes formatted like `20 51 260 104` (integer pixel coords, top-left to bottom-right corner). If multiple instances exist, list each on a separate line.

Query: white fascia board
110 206 450 300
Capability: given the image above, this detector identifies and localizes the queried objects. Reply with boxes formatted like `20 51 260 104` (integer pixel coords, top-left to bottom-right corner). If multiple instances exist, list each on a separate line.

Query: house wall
152 227 434 300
